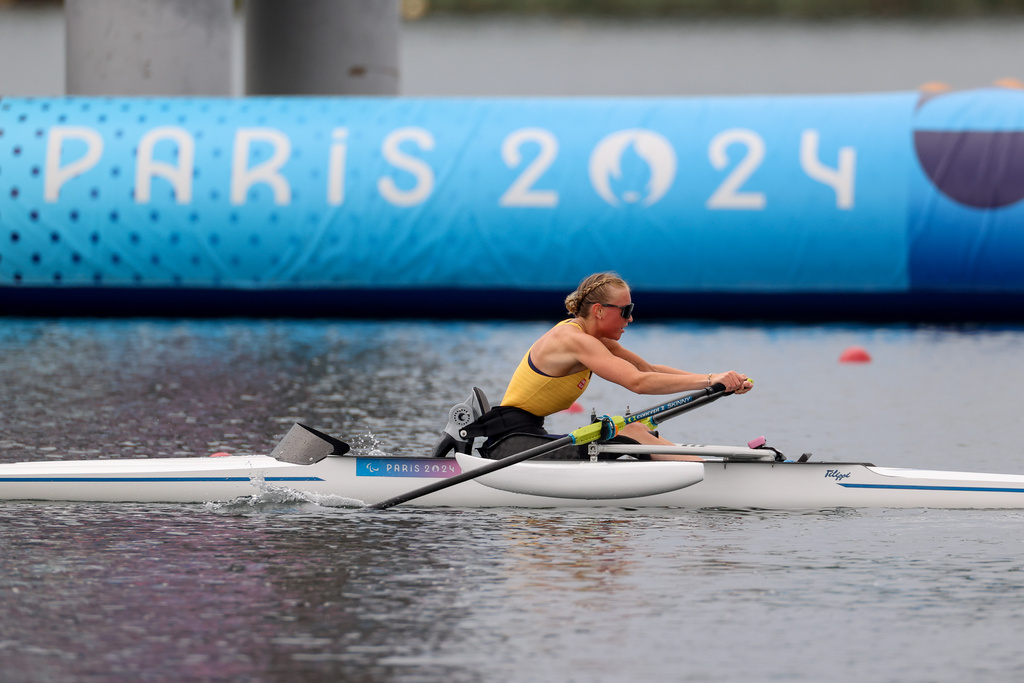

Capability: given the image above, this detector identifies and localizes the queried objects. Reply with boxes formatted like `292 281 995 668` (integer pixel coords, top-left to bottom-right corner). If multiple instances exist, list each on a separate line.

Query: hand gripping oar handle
365 383 729 510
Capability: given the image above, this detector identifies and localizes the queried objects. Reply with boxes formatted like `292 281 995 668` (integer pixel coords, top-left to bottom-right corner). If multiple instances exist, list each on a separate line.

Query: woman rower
468 272 753 461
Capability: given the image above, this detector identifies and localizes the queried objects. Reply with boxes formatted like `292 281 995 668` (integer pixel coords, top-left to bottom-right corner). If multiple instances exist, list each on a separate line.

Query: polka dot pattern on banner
0 97 387 289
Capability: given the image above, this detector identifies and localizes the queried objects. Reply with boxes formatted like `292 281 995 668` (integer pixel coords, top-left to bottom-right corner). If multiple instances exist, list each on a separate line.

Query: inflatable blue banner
1 89 1022 319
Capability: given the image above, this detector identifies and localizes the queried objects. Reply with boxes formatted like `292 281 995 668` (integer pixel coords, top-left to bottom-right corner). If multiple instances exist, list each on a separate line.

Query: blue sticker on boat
356 458 461 478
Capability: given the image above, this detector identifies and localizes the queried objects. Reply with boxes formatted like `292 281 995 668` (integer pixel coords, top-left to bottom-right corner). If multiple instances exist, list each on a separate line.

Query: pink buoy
839 346 872 363
210 451 232 457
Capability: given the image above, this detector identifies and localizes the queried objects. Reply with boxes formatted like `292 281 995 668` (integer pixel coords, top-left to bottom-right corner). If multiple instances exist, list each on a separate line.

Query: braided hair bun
565 272 629 318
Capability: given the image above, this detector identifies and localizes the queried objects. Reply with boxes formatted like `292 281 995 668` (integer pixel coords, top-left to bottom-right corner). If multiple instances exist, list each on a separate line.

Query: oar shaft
628 383 727 427
366 434 575 510
568 383 726 443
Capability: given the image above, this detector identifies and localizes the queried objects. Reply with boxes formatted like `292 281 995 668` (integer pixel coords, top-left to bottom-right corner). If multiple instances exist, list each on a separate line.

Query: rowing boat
3 423 1024 509
4 386 1024 509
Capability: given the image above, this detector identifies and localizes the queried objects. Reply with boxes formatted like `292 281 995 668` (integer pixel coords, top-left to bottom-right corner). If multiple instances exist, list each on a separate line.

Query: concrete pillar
245 0 400 96
66 0 233 96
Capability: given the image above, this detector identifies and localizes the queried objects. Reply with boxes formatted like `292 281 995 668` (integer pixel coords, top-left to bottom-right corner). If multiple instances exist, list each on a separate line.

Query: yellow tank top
500 320 592 416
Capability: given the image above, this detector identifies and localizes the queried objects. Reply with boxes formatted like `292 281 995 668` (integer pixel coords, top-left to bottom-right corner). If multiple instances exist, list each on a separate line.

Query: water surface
2 320 1024 682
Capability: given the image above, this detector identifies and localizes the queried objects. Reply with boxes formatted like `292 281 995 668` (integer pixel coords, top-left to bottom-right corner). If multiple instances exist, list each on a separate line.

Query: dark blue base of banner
2 287 1023 324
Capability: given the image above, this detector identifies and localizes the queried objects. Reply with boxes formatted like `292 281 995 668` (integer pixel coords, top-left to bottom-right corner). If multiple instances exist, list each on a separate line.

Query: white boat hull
454 452 704 499
4 451 1024 509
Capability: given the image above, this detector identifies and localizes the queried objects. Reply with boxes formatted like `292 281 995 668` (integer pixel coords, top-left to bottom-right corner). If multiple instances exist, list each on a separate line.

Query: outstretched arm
571 335 751 395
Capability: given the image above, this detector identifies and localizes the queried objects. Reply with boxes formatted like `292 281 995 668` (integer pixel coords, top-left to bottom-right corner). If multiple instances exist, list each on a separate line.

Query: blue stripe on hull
841 483 1024 493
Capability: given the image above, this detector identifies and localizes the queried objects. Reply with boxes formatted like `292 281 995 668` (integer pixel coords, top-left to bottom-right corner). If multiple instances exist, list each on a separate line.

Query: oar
366 383 729 510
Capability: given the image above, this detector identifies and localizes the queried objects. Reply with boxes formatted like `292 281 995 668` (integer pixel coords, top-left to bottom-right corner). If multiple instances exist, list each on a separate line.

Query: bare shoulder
530 320 605 374
538 320 590 352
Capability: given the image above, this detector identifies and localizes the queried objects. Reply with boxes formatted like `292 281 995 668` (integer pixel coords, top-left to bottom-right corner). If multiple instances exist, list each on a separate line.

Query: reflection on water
498 516 641 590
1 504 485 681
3 500 1024 680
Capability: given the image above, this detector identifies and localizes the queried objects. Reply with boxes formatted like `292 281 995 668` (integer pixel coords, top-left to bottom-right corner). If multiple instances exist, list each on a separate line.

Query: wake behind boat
3 388 1024 509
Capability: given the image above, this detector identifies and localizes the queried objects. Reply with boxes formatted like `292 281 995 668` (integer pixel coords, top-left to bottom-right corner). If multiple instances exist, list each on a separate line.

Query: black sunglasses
598 302 634 318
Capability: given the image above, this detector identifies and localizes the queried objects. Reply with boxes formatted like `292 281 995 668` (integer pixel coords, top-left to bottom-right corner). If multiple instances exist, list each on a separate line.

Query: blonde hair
565 272 629 318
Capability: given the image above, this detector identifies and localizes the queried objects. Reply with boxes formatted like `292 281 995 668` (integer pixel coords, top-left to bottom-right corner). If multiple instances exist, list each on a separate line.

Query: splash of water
203 472 365 512
349 428 393 458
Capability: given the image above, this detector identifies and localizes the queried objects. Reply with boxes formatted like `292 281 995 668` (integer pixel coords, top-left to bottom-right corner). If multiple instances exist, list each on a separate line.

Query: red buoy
839 346 872 363
564 402 584 414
